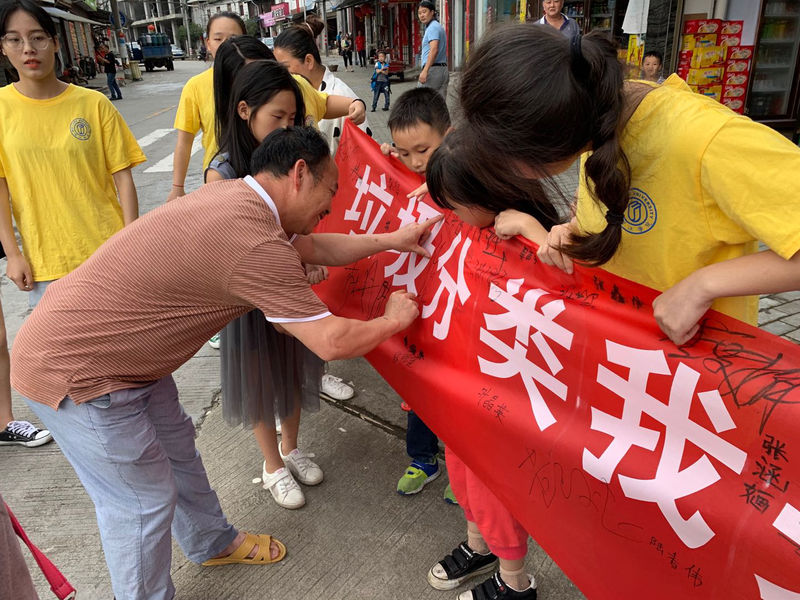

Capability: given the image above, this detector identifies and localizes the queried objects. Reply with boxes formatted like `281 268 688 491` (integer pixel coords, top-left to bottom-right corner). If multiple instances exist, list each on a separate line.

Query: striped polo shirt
11 176 330 409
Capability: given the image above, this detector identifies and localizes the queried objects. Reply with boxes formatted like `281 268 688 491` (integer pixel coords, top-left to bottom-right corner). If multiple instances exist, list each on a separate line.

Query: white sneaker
262 463 305 509
280 447 324 486
320 374 354 401
208 333 221 349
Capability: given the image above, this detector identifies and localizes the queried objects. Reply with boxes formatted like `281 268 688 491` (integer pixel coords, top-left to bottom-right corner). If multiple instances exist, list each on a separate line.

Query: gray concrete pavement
1 56 797 600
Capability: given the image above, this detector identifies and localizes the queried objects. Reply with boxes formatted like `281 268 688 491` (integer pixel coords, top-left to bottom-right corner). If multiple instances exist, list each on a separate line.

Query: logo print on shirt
305 115 316 128
622 188 657 235
69 118 92 141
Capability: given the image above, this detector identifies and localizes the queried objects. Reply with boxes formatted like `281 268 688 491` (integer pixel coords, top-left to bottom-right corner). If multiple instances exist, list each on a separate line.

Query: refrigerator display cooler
747 0 800 134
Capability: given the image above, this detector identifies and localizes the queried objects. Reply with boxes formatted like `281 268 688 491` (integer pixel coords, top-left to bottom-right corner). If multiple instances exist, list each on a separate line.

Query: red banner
316 121 800 599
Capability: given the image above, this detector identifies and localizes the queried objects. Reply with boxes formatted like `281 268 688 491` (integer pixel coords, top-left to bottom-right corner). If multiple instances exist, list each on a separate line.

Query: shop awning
43 6 106 27
130 13 184 26
331 0 371 11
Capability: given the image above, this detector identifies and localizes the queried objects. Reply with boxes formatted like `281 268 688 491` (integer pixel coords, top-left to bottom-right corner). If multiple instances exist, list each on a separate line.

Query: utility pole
322 0 328 56
182 0 192 53
303 0 307 22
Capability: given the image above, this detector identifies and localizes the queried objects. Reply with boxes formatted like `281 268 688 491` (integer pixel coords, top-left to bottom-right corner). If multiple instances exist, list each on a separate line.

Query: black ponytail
274 15 324 65
458 24 632 266
213 37 275 151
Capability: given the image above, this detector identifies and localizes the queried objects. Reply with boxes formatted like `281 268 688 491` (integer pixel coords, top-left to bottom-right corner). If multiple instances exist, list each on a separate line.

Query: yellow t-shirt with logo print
575 74 800 326
293 74 329 128
0 84 146 282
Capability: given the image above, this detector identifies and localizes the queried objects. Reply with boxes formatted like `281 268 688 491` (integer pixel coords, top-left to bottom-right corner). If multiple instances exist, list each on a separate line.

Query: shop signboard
272 2 289 21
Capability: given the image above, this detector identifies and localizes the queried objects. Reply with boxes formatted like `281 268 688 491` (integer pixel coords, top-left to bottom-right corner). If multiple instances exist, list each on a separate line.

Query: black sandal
426 541 499 591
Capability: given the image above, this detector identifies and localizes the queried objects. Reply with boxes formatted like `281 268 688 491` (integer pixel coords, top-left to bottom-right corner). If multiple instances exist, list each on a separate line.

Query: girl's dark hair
213 37 275 147
274 15 324 65
206 11 247 38
427 129 560 231
219 60 305 178
0 0 57 38
458 24 630 266
0 0 61 73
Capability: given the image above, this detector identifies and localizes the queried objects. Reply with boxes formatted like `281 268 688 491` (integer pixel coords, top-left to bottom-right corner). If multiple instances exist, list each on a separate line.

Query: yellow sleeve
174 77 201 134
100 99 147 173
292 74 328 126
700 117 800 260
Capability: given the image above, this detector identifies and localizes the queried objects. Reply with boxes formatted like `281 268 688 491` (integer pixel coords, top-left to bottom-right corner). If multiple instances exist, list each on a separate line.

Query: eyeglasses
0 34 52 51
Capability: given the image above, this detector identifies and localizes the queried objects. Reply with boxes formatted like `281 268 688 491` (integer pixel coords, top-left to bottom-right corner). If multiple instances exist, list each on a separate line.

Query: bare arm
167 130 195 201
654 249 800 345
292 215 443 266
279 291 418 360
419 40 439 83
112 168 139 226
325 95 366 125
205 168 225 183
0 177 32 291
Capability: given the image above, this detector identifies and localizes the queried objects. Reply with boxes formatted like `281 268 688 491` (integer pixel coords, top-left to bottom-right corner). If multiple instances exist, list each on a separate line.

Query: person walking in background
341 33 354 72
167 12 246 203
417 1 448 98
538 0 581 39
100 43 122 100
371 51 390 112
355 31 366 67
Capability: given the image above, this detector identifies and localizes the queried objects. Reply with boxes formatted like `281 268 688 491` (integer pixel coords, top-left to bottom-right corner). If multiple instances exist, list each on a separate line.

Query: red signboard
315 122 800 599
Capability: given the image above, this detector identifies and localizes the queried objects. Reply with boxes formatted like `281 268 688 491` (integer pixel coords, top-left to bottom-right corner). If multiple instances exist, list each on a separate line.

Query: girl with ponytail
274 16 371 155
430 23 800 347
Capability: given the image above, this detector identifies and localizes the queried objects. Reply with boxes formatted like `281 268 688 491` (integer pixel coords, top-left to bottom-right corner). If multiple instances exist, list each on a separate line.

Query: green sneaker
397 459 440 495
208 333 221 349
443 483 459 505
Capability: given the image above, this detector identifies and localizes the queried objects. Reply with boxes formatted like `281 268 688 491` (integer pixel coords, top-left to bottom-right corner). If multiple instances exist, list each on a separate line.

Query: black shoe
371 108 376 112
427 542 499 591
0 420 53 447
461 572 537 600
382 107 389 111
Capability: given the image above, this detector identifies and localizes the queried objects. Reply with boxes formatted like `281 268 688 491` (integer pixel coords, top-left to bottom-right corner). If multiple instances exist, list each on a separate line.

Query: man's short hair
251 126 331 180
644 50 663 63
388 88 451 135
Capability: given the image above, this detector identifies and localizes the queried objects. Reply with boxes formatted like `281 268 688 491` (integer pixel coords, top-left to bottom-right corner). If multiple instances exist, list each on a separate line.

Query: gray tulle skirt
220 308 323 428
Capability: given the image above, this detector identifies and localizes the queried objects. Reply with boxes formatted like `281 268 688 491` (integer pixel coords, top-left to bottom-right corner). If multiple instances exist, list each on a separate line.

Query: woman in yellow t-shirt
428 25 800 345
0 0 144 300
167 12 246 202
0 0 144 447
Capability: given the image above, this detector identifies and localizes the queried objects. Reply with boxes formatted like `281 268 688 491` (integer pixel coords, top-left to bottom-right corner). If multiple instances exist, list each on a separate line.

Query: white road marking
136 128 174 149
143 133 202 173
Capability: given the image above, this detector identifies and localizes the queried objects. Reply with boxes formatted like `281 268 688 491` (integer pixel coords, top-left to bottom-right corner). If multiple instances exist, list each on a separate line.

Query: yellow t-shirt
292 74 328 128
174 66 216 169
575 74 800 325
0 84 146 282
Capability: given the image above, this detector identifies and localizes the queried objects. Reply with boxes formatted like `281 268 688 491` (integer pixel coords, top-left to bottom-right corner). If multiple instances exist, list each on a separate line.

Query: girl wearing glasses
0 0 144 444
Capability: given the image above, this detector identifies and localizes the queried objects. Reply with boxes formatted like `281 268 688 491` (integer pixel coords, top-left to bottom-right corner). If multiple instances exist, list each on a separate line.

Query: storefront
260 2 290 36
666 0 800 138
43 7 105 73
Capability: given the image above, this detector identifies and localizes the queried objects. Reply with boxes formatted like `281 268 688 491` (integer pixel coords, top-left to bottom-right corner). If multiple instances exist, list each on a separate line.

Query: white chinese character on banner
421 232 471 340
584 341 748 549
478 279 573 431
344 164 394 235
383 196 444 293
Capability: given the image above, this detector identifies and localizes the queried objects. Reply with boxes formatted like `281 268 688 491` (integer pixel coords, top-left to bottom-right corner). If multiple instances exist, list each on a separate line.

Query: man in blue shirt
538 0 581 39
417 0 448 98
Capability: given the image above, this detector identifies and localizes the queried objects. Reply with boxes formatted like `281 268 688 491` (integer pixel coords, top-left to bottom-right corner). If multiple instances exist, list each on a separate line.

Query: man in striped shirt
11 127 437 600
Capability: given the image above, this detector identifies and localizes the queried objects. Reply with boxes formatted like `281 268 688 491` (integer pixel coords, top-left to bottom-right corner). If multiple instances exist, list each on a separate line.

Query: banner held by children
315 121 800 599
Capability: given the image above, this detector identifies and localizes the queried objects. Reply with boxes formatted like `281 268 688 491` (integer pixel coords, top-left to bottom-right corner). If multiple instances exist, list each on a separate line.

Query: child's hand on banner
537 221 575 275
305 264 329 286
407 182 428 202
348 99 366 125
383 290 420 328
652 274 712 346
380 143 400 159
387 214 445 258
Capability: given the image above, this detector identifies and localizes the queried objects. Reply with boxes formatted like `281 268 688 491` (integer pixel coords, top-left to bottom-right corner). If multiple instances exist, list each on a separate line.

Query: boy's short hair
644 50 663 63
388 88 451 135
